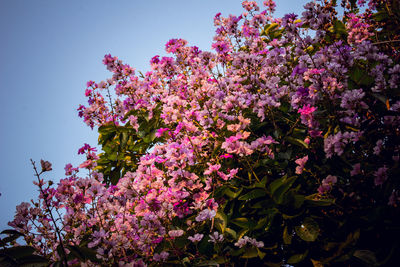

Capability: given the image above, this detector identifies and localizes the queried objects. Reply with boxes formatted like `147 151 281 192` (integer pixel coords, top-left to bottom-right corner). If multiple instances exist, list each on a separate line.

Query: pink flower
242 1 259 12
350 163 361 176
374 166 388 186
168 229 184 238
220 153 233 159
204 163 221 175
212 41 231 54
153 251 169 262
295 155 308 174
298 104 317 116
373 139 383 155
263 0 276 13
195 209 216 222
64 163 78 176
155 128 170 137
318 175 337 194
128 115 139 131
235 236 264 248
79 160 93 169
208 231 224 243
40 160 52 172
188 233 204 243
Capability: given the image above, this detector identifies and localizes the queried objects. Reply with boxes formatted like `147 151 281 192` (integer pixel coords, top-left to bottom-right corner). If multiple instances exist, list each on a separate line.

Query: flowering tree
1 0 400 266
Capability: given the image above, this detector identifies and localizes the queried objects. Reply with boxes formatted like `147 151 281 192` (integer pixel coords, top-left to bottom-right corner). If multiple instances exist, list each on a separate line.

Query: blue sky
0 0 310 231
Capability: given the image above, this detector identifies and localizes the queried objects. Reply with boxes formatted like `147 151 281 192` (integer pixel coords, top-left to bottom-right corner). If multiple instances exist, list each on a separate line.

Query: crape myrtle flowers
7 0 400 265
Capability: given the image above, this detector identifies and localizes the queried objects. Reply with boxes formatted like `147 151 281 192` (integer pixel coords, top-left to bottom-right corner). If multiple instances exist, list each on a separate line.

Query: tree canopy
1 0 400 266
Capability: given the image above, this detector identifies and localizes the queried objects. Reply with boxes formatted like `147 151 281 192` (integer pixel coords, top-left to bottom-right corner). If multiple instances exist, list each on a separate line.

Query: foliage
4 0 400 266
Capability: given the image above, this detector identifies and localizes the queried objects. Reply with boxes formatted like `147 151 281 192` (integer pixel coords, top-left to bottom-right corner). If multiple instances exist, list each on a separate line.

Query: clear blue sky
0 0 310 231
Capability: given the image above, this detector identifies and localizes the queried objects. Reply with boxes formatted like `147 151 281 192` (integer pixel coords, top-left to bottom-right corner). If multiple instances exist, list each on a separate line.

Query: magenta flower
204 163 221 175
212 41 231 54
220 153 233 159
298 104 317 116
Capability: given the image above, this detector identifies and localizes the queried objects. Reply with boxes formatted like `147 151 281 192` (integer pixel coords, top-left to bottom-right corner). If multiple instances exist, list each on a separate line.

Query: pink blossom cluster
7 0 400 264
346 13 373 44
234 235 264 248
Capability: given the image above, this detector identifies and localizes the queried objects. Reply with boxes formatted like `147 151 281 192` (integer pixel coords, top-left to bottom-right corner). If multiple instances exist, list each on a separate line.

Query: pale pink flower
208 231 224 243
295 155 308 174
168 229 184 238
188 233 204 243
195 209 216 222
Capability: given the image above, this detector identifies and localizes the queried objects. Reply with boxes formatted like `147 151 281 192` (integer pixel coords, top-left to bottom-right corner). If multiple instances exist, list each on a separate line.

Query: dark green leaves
231 218 257 230
0 246 48 266
268 176 297 204
348 65 374 87
287 250 308 264
238 189 267 201
0 230 23 247
285 136 309 149
295 217 319 242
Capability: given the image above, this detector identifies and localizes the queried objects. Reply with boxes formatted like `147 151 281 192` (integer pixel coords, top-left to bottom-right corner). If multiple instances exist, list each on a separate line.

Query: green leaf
214 211 227 233
251 199 273 209
142 130 156 143
330 19 347 39
230 247 245 257
238 189 267 201
283 226 292 245
1 230 23 236
353 250 378 266
295 217 319 242
224 228 237 239
285 136 309 148
110 168 121 185
231 218 256 230
305 195 335 206
254 217 269 230
224 188 243 199
98 124 116 135
263 208 279 232
371 93 387 105
0 246 35 259
67 245 86 261
293 194 305 209
263 23 279 35
195 260 220 266
120 131 129 148
287 250 308 264
257 248 266 259
198 237 213 255
106 151 118 161
52 261 64 267
242 247 258 258
349 66 374 86
269 176 297 204
19 255 48 266
0 230 24 246
252 176 268 188
373 10 389 22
